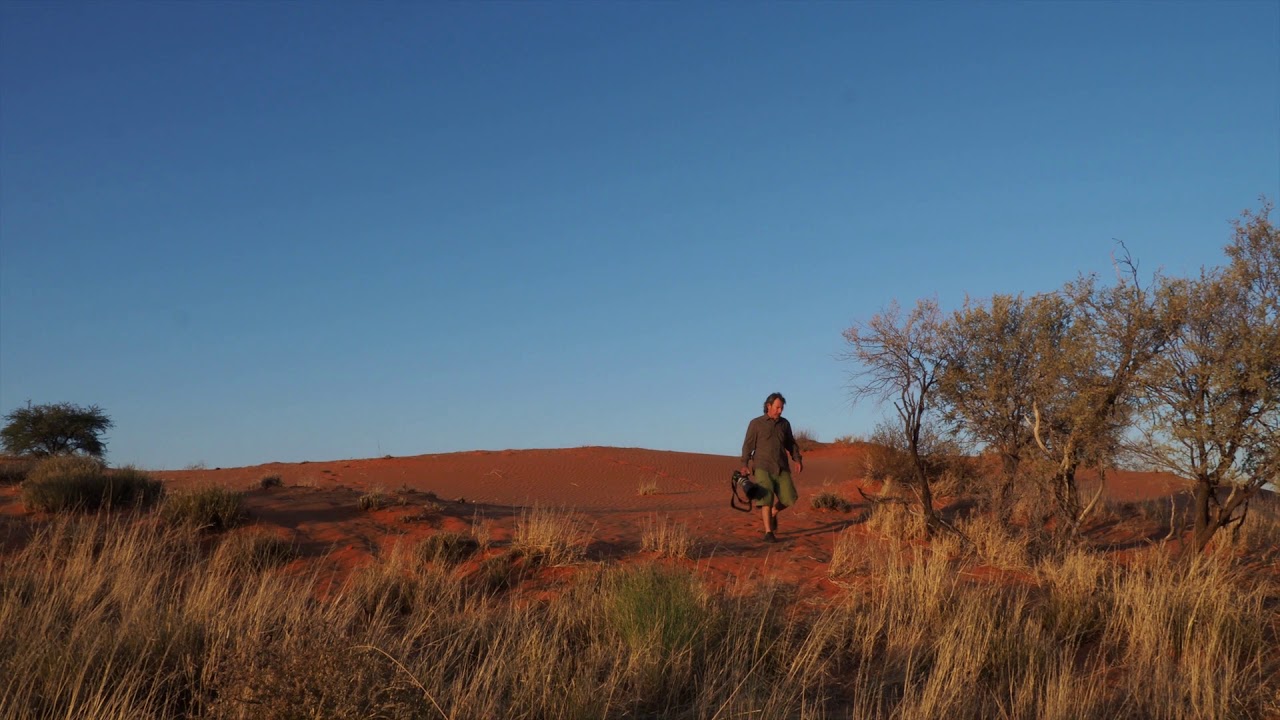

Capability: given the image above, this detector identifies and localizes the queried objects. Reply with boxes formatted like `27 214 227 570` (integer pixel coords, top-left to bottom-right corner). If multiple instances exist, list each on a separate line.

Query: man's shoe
764 531 777 543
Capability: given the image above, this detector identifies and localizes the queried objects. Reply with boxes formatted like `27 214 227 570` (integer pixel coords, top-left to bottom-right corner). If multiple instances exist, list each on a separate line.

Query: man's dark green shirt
741 415 802 475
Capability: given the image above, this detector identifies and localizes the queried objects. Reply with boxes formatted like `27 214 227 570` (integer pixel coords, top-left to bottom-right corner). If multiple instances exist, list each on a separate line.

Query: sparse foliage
1024 262 1173 537
1133 202 1280 552
938 293 1049 523
1 402 112 459
843 299 949 535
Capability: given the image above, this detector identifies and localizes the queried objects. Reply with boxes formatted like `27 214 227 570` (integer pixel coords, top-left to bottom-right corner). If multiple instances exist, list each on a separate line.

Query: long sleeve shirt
740 415 802 475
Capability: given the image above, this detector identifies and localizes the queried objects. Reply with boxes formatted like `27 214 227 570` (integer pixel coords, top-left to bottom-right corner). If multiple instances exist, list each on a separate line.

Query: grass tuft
162 485 246 531
357 487 391 511
512 506 593 566
639 514 694 558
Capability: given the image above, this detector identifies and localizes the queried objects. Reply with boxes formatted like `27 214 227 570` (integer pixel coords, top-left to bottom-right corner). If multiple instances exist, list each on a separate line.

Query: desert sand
0 444 1197 600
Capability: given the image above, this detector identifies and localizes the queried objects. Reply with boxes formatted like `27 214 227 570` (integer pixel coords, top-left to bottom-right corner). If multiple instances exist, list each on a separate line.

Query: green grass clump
162 485 246 531
21 457 163 512
605 563 707 657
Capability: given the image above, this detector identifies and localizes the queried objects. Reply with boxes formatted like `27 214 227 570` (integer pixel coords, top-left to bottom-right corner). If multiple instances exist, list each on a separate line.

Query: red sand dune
0 445 1197 598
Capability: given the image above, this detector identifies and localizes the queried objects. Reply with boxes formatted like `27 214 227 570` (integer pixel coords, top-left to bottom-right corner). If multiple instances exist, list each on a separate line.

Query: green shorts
753 469 797 509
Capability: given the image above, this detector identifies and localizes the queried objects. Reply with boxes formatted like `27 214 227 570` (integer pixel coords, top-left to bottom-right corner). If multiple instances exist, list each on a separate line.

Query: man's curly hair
763 392 786 413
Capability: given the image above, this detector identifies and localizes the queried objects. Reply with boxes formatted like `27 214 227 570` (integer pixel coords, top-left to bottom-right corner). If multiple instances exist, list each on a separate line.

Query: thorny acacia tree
1134 203 1280 552
1 402 113 459
843 299 948 535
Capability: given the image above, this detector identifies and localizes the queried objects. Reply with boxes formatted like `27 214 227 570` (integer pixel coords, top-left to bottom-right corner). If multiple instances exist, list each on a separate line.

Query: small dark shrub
810 491 854 512
22 457 163 512
163 485 246 531
417 531 479 566
259 474 283 489
476 549 525 594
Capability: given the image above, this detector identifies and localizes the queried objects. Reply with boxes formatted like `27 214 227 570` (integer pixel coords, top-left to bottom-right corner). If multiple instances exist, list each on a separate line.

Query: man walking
740 392 803 543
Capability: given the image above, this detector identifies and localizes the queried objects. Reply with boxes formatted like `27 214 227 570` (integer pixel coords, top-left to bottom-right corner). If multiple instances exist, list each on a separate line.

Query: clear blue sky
2 2 1277 470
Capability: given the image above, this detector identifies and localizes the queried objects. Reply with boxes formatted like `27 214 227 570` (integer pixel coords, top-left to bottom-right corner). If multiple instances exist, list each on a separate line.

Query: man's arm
782 419 803 472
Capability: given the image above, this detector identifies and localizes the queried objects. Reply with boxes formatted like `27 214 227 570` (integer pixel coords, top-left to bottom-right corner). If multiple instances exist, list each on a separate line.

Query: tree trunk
908 427 940 536
1055 465 1082 536
994 452 1019 526
1192 480 1213 552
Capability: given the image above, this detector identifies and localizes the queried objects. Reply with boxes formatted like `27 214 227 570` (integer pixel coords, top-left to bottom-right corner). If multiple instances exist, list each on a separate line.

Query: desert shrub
162 485 246 531
636 476 660 495
21 457 163 512
0 455 36 485
811 491 854 512
929 453 983 497
259 474 283 489
855 441 914 483
793 428 822 452
639 514 694 558
417 531 480 566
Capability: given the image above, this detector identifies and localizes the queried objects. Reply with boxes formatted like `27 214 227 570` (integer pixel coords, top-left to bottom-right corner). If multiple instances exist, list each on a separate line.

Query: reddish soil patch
2 444 1203 598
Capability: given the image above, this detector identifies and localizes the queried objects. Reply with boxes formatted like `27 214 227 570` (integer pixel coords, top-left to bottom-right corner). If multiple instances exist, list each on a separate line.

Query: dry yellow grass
1 511 1276 719
512 505 593 566
639 513 694 558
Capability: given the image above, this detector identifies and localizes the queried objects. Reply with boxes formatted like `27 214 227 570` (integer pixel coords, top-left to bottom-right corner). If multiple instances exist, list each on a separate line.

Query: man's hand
740 466 751 477
795 460 803 474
